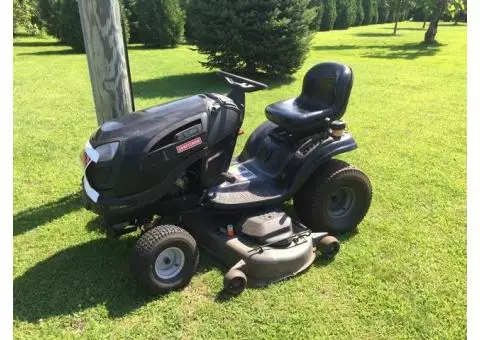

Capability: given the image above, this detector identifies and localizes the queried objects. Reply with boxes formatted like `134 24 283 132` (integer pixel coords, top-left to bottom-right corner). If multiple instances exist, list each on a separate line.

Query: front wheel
294 159 372 234
132 225 199 294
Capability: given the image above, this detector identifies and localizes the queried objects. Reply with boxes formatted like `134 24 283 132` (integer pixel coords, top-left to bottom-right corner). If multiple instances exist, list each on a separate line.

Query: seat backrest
296 62 353 120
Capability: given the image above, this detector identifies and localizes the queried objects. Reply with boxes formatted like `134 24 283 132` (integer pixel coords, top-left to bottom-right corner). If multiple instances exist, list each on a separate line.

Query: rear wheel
132 225 199 294
294 159 372 233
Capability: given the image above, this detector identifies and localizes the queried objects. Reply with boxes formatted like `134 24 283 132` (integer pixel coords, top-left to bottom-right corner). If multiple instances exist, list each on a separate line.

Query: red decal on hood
176 137 202 153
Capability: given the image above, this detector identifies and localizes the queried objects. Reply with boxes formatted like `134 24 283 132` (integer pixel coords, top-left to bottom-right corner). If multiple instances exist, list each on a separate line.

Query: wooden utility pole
77 0 133 125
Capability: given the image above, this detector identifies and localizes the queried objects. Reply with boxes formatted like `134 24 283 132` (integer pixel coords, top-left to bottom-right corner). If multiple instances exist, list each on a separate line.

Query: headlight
96 142 119 162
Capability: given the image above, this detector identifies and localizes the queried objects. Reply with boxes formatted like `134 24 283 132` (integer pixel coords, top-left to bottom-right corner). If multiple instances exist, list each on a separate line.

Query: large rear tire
132 225 199 294
294 159 372 234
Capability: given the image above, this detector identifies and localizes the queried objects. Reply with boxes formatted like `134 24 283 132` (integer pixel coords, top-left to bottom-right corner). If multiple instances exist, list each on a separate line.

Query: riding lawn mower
81 62 372 295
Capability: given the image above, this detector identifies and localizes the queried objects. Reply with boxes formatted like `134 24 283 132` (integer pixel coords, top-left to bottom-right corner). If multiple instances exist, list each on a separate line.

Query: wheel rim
327 187 355 219
154 247 185 280
230 278 244 291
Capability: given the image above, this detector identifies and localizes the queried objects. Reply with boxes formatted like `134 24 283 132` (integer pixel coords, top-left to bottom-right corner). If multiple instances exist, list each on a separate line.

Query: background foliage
187 0 316 75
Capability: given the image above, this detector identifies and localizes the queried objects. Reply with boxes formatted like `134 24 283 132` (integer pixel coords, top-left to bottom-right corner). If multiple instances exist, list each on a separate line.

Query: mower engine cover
82 93 243 222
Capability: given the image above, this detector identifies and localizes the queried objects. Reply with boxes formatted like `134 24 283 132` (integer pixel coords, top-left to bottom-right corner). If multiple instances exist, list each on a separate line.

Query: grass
13 21 466 339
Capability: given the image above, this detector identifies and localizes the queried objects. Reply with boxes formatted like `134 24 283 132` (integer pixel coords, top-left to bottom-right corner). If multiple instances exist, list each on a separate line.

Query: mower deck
181 210 320 287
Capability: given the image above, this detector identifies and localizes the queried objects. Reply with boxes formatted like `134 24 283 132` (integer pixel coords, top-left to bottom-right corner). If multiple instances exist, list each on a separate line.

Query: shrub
187 0 315 75
37 0 129 53
334 0 357 29
354 0 365 26
136 0 184 47
121 0 141 43
321 0 338 30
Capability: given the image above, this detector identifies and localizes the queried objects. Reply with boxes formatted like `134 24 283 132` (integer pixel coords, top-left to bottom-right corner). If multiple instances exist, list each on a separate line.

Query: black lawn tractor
80 62 372 295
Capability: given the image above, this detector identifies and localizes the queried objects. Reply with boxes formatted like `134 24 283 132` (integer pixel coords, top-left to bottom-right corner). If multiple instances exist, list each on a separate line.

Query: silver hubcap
327 187 355 218
154 247 185 279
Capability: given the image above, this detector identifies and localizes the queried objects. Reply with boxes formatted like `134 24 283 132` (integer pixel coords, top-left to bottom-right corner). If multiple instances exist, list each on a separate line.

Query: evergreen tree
37 0 129 52
309 0 325 31
371 0 379 23
362 0 374 24
378 0 391 23
136 0 184 47
321 0 338 30
187 0 316 75
334 0 357 29
355 0 365 25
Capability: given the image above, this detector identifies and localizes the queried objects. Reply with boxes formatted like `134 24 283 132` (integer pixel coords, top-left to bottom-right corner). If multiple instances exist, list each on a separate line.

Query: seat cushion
265 98 333 133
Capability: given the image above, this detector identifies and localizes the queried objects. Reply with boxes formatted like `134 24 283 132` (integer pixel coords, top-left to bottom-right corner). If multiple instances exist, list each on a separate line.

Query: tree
187 0 316 75
378 0 391 23
14 0 41 35
334 0 357 29
322 0 338 30
355 0 365 25
371 0 379 23
136 0 184 47
424 0 448 43
362 0 375 24
36 0 129 52
446 0 465 24
310 0 325 31
387 0 415 34
121 0 141 43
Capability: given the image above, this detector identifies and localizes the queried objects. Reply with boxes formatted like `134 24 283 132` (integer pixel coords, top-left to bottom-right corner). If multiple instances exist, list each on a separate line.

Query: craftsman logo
176 137 202 153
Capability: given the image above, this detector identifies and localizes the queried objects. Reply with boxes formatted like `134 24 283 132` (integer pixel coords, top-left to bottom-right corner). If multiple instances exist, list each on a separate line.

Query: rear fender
285 133 357 196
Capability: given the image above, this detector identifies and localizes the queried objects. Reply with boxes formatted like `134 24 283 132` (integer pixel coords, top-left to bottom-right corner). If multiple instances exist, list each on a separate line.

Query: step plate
209 163 284 206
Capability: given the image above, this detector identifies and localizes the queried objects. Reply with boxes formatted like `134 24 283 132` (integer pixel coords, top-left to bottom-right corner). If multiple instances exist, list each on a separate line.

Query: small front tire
318 236 340 259
132 225 199 295
223 269 247 295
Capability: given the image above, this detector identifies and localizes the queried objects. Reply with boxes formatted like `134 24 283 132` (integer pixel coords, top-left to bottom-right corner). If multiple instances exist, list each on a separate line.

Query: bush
321 0 337 30
121 0 141 43
57 0 84 51
136 0 184 47
354 0 364 26
187 0 315 75
309 0 325 31
334 0 357 29
37 0 129 53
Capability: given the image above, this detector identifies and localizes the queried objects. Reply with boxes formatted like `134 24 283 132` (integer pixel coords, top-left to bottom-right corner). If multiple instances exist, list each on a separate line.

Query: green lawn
13 22 467 339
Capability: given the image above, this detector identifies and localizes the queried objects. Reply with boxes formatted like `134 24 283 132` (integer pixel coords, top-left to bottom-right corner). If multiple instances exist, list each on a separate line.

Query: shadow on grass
133 72 294 99
13 40 64 48
355 32 398 37
17 48 79 56
14 234 219 322
363 42 444 60
312 41 444 60
13 192 83 236
381 27 426 31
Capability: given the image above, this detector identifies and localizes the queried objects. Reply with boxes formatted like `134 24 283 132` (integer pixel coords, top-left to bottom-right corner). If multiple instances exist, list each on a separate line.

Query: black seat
265 62 353 133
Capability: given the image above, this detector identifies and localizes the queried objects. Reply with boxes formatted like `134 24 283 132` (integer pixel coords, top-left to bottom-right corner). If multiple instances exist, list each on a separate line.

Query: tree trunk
246 61 256 74
393 20 398 35
424 0 448 44
77 0 133 125
422 20 426 29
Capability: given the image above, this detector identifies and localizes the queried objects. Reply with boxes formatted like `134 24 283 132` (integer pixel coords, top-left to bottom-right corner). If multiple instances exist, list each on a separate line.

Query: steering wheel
217 70 268 93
